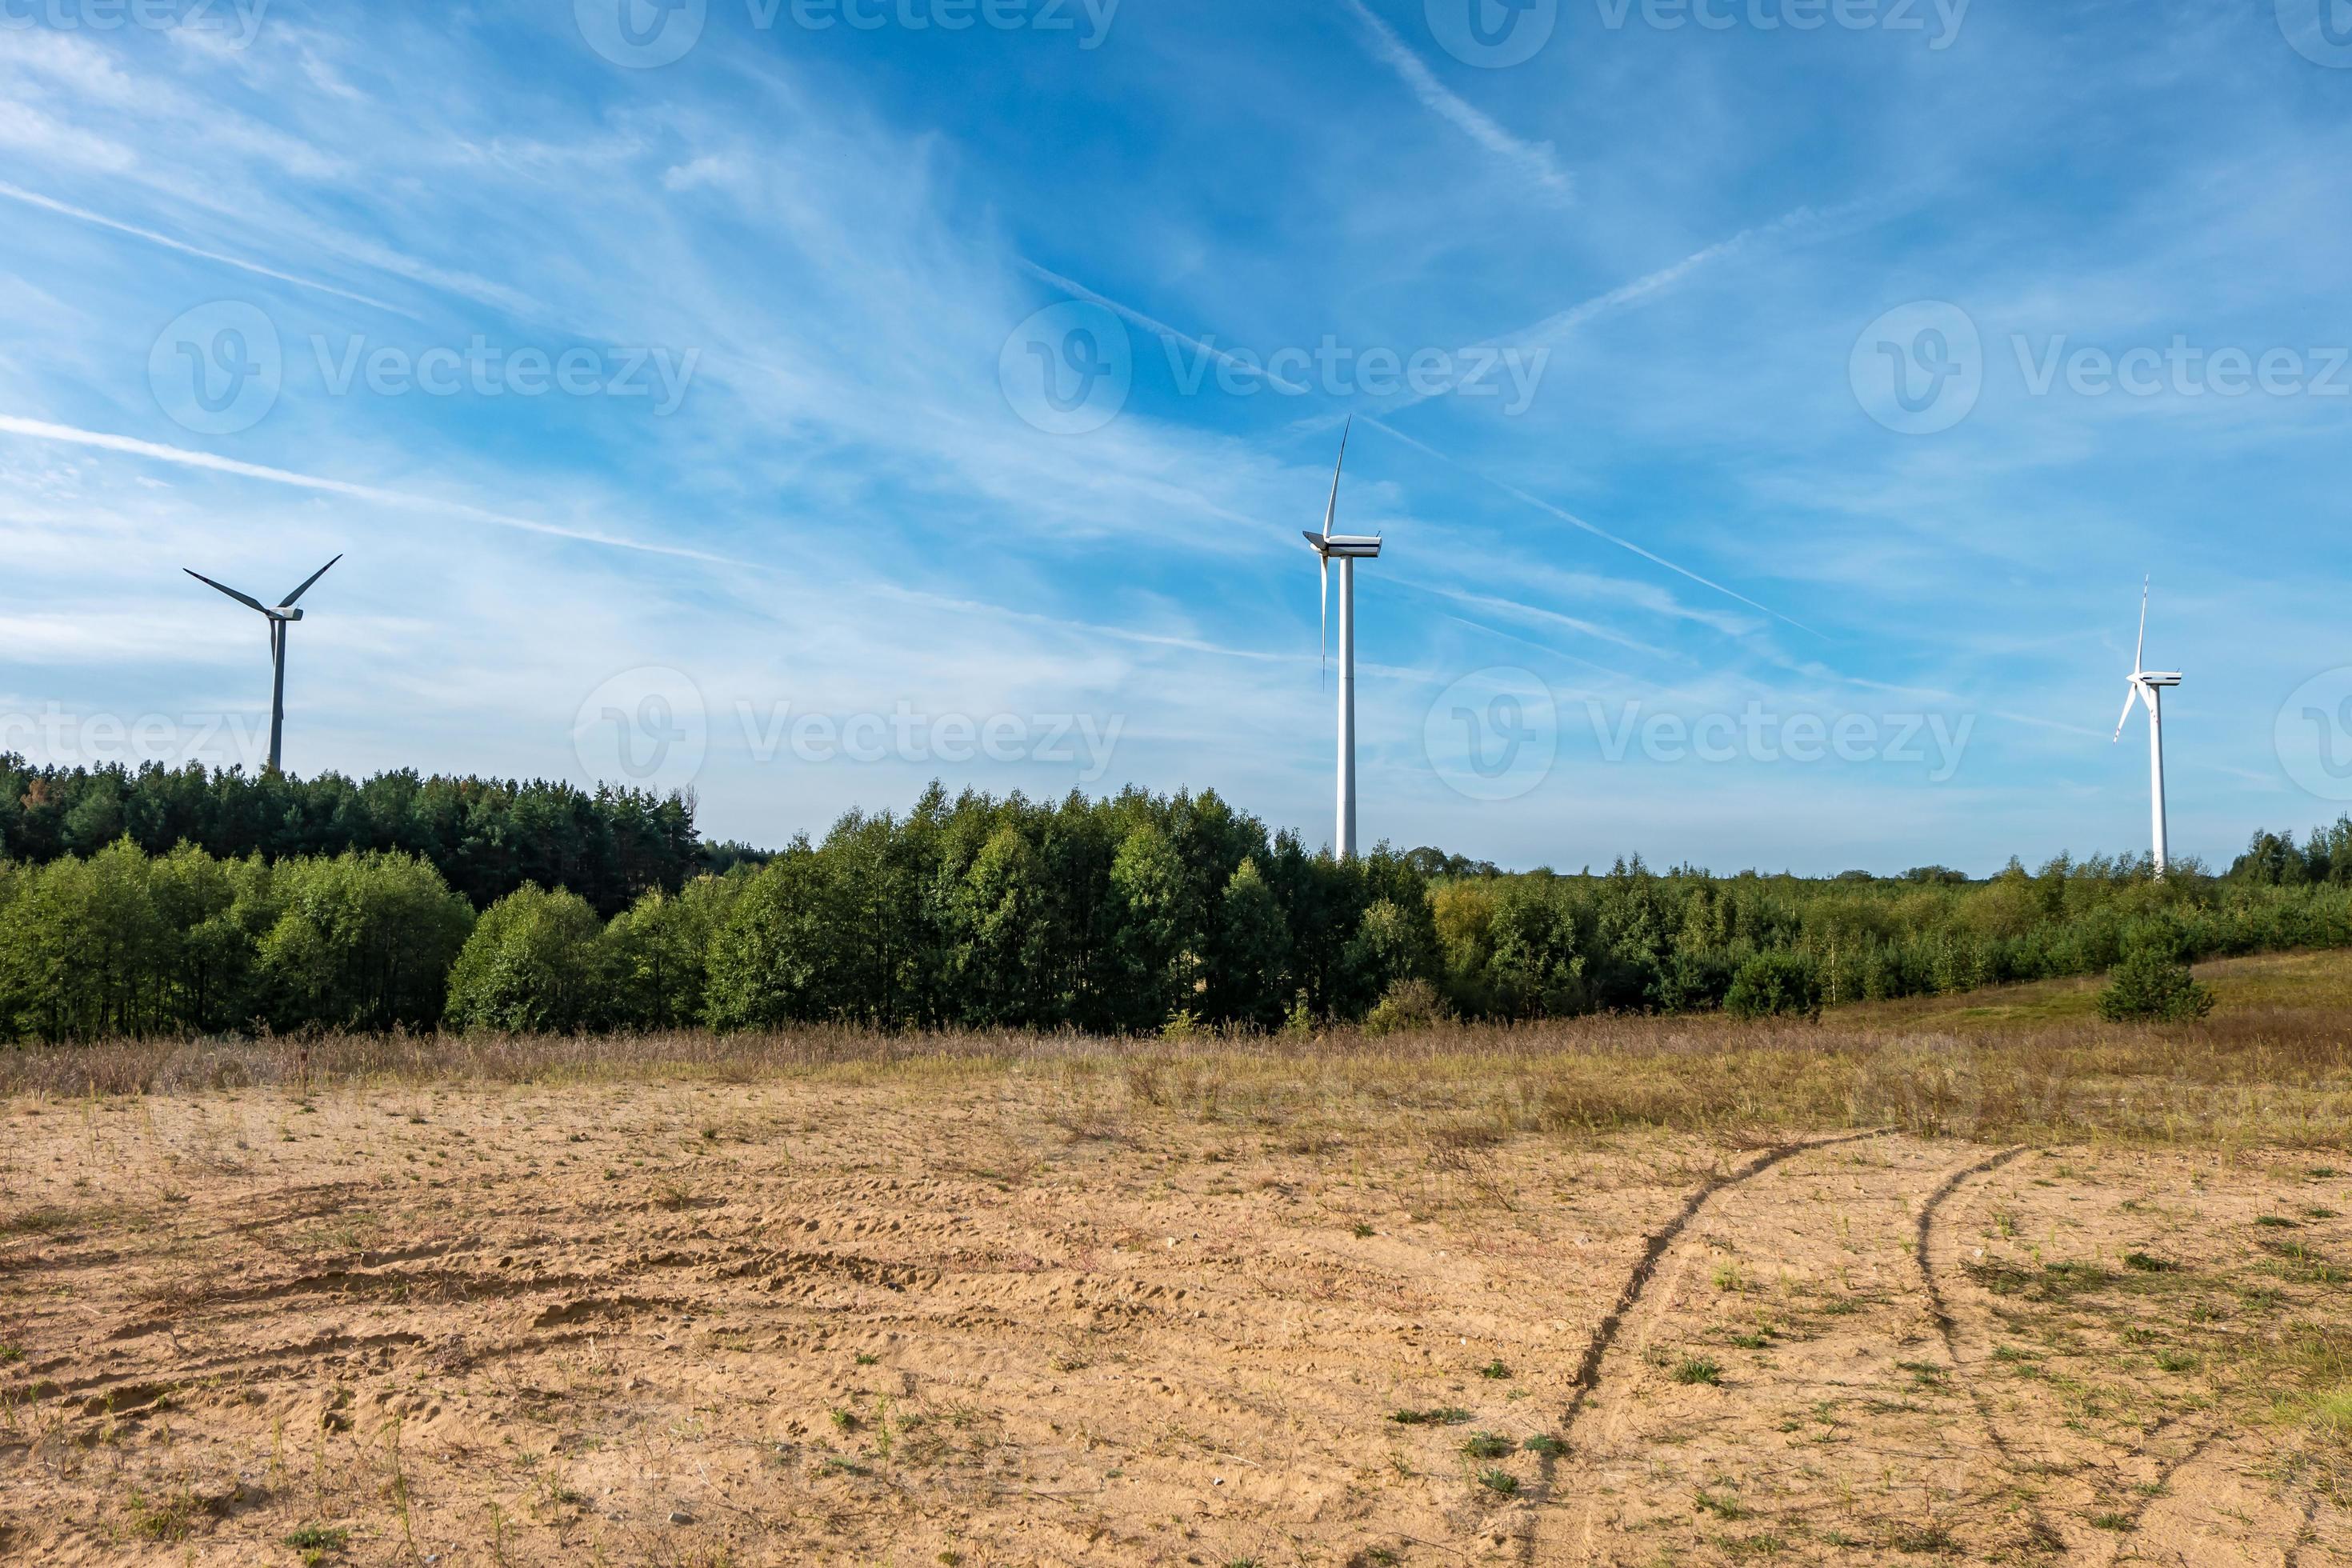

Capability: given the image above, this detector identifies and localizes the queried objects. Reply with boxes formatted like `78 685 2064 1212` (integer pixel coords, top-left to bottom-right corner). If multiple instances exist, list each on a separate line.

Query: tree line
4 766 2350 1042
0 755 718 917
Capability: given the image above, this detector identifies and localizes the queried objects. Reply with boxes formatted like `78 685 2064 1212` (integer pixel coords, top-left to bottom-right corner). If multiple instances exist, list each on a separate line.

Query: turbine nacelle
1303 530 1383 560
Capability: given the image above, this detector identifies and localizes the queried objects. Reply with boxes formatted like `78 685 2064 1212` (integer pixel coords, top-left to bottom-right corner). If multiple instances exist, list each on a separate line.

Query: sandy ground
1 1069 2346 1566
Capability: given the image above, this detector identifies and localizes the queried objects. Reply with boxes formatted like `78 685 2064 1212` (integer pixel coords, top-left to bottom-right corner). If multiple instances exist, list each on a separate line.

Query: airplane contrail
0 182 418 318
1361 414 1817 635
0 415 745 566
1016 262 1818 634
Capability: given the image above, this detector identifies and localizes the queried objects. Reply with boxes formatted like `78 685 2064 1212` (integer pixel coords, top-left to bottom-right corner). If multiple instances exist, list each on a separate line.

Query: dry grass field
2 951 2350 1566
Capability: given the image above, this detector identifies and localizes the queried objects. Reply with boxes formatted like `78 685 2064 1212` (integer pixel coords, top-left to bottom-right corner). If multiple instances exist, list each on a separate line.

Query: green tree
1106 821 1194 1030
0 840 167 1038
445 885 611 1034
2096 946 2216 1023
1724 950 1824 1020
704 847 838 1030
1210 857 1290 1026
949 824 1062 1026
601 874 742 1030
254 853 474 1031
146 842 251 1031
1345 897 1428 1001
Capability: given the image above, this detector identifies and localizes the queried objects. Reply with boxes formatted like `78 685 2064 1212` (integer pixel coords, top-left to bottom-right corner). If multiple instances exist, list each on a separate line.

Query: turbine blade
1320 554 1330 687
2114 683 2139 742
282 553 342 608
1321 416 1351 542
184 568 270 617
2134 576 2148 673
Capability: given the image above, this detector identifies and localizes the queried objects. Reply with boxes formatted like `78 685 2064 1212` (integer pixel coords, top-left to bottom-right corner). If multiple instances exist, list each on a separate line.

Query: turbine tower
2113 577 2182 877
1302 418 1382 861
184 554 342 774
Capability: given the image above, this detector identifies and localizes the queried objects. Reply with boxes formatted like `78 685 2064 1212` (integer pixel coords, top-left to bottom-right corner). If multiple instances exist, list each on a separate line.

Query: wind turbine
184 554 342 774
2112 577 2182 877
1302 418 1383 862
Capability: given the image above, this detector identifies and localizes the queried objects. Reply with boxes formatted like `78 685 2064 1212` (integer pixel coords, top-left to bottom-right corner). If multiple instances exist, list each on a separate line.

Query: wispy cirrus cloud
2 1 2344 872
1338 0 1572 204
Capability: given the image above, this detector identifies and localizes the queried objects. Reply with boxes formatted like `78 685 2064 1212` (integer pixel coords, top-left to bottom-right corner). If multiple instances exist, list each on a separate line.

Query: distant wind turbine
184 554 342 774
2112 577 2182 877
1302 418 1383 862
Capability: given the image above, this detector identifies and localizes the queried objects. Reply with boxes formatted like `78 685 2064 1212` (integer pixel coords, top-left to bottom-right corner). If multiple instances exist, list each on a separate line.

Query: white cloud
1338 0 1572 204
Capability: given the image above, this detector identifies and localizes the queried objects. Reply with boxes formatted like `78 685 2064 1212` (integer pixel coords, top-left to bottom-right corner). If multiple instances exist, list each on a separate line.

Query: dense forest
0 754 741 915
4 758 2352 1042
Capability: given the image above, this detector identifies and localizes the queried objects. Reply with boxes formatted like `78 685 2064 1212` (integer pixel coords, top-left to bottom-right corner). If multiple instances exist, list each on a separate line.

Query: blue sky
3 0 2350 874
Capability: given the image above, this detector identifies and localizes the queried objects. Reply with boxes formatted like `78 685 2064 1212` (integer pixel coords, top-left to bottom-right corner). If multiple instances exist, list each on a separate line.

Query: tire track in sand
1512 1128 1894 1566
1911 1145 2072 1554
1916 1150 2313 1563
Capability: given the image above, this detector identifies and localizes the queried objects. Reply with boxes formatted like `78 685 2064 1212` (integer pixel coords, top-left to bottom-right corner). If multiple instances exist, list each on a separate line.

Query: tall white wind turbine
2113 578 2182 877
185 554 342 774
1302 418 1383 861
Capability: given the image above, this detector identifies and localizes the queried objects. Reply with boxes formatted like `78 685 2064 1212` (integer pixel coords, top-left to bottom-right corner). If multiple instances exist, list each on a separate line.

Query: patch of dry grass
1 950 2346 1150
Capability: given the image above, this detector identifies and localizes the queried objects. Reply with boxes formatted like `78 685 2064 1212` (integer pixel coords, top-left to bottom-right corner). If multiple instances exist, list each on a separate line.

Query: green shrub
1723 951 1823 1020
2096 947 2216 1023
249 851 474 1032
1362 977 1453 1036
443 884 609 1034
